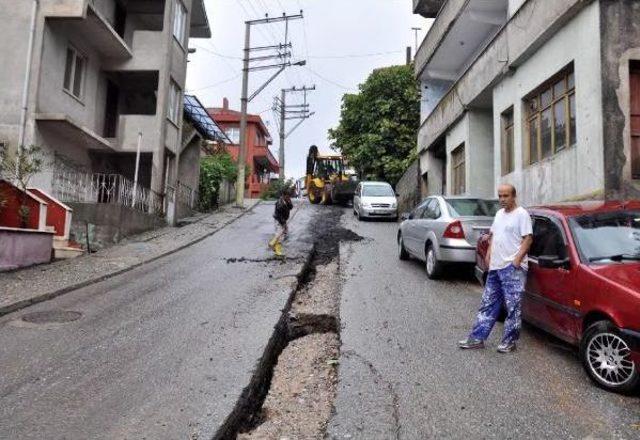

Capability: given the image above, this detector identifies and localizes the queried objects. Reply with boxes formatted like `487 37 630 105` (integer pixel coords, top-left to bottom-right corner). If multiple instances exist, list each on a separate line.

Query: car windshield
445 199 500 217
363 185 394 197
569 210 640 262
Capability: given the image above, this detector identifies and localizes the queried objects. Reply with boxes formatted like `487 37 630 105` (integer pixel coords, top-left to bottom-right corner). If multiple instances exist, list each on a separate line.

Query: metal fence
52 171 165 216
175 181 199 211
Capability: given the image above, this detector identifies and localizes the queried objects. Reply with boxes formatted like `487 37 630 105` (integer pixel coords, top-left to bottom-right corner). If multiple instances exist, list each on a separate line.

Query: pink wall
0 228 53 271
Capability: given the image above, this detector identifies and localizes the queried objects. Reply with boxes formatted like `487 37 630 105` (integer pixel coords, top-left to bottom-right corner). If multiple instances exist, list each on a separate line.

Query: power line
186 72 242 92
304 67 353 91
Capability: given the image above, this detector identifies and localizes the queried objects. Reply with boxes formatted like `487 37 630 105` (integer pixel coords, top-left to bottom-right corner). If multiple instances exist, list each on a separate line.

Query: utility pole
273 85 316 180
411 27 422 53
235 12 305 208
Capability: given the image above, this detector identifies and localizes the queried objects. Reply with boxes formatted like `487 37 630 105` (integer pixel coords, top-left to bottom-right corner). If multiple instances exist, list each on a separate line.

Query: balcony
415 0 507 81
253 146 279 173
45 1 132 59
35 113 115 151
104 30 164 71
114 115 159 153
413 0 446 18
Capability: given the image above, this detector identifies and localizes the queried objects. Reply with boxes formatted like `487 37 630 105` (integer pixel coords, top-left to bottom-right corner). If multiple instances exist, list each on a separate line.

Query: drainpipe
17 0 39 175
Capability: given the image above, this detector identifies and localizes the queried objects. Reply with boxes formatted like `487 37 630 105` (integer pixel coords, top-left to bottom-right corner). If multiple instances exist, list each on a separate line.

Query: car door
525 215 580 343
403 199 429 255
414 198 439 260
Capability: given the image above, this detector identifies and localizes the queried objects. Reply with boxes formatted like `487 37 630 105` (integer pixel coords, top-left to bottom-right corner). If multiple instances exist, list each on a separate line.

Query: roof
528 200 640 218
183 95 231 143
207 107 271 138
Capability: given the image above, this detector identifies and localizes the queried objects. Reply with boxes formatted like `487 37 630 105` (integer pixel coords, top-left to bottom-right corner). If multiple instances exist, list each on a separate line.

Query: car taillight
443 220 465 239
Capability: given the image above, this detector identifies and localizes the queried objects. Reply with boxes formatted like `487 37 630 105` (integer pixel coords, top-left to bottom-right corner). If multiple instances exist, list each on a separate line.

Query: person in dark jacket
273 188 293 238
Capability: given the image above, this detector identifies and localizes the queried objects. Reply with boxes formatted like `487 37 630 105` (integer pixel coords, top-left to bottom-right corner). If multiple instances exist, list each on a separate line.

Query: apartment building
208 98 279 199
0 0 210 222
413 0 640 205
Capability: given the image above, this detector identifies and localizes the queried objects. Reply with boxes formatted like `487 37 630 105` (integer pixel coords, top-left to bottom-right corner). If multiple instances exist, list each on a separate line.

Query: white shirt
489 206 533 271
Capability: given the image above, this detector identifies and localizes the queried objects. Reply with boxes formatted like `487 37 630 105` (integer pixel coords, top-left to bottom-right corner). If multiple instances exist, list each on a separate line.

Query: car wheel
580 320 640 393
398 235 409 261
425 244 443 279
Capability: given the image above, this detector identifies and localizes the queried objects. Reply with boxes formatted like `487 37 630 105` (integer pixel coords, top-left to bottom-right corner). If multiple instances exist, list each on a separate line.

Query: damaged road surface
0 202 325 440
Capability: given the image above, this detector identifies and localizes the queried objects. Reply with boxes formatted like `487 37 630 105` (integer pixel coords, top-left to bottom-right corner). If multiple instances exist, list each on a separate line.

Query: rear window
362 185 394 197
445 199 500 217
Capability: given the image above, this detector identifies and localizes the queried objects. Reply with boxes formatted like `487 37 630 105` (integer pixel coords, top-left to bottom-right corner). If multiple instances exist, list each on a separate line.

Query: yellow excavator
305 145 357 205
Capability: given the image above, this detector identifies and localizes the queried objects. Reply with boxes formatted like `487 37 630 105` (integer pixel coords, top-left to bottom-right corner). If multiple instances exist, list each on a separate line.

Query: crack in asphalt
341 349 402 440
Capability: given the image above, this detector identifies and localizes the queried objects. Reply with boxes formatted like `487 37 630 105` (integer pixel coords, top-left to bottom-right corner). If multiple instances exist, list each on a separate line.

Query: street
2 203 639 439
330 210 640 439
0 203 318 440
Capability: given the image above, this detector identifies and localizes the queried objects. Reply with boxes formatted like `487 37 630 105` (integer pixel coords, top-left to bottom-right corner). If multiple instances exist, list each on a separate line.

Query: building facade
413 0 640 205
208 98 279 199
0 0 210 223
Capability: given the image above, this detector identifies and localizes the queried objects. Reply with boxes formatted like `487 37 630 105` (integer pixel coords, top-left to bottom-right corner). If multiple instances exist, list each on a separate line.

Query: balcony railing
52 171 165 216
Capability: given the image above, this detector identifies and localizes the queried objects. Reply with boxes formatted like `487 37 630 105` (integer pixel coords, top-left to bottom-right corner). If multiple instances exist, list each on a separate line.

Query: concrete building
0 0 211 223
208 98 279 199
413 0 640 205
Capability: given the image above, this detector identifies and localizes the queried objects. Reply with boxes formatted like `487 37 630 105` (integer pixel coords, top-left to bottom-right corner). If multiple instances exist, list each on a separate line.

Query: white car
353 181 398 221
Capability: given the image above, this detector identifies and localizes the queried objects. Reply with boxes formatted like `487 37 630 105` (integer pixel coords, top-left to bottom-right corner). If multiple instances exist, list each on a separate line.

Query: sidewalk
0 199 261 317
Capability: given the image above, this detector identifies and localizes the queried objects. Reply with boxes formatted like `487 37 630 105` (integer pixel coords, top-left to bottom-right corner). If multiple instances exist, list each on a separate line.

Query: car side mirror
400 212 411 221
395 192 399 197
537 255 570 269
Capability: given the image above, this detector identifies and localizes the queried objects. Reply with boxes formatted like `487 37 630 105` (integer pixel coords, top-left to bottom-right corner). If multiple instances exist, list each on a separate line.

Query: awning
183 95 231 144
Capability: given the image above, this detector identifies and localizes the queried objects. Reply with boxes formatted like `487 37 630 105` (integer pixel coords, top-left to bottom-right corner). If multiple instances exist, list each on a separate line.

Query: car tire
580 320 640 394
425 244 443 279
398 235 409 261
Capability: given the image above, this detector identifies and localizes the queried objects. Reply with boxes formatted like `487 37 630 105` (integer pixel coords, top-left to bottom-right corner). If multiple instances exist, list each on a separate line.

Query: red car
476 201 640 393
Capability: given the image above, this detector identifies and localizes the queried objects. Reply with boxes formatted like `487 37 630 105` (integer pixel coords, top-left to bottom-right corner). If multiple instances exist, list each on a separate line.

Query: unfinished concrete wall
0 1 36 151
599 0 640 199
395 160 422 214
67 202 165 250
493 1 604 206
445 111 494 198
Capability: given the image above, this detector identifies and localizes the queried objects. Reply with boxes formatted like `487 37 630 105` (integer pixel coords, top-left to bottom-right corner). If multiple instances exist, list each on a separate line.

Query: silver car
353 181 398 221
397 196 500 279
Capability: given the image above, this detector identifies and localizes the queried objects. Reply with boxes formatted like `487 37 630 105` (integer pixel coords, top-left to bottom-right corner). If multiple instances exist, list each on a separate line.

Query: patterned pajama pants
469 264 526 344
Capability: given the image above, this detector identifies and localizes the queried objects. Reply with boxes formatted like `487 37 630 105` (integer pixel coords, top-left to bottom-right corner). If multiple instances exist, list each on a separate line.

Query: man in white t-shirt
458 184 533 353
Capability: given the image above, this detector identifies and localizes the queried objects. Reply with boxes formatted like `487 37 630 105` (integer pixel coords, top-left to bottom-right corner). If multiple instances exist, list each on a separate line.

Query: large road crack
340 349 402 440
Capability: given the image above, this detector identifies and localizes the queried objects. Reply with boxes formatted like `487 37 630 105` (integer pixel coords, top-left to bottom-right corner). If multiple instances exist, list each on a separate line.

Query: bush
260 178 295 200
198 152 238 211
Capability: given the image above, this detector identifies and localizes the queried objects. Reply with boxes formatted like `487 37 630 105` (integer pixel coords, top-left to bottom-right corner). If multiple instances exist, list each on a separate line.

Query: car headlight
391 202 397 209
362 203 371 208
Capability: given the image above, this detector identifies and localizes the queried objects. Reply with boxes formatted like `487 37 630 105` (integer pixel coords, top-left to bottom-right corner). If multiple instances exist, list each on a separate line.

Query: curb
0 201 261 318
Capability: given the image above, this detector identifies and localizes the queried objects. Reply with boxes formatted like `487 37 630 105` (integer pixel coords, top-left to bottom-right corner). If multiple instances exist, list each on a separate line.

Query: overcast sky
186 0 432 179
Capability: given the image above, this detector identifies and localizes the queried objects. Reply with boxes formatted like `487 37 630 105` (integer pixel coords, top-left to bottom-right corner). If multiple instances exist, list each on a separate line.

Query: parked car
353 181 398 221
475 201 640 393
397 196 500 278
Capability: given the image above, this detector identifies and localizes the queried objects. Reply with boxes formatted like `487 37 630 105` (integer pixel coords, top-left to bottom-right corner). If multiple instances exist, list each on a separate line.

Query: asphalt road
0 202 316 440
329 211 640 439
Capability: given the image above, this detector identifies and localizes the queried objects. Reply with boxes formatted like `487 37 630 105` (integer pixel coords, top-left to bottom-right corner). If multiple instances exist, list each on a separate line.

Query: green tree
198 152 238 211
0 145 44 226
328 64 419 186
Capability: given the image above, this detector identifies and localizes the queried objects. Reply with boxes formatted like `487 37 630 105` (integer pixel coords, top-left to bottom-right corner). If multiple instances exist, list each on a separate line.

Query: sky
186 0 432 179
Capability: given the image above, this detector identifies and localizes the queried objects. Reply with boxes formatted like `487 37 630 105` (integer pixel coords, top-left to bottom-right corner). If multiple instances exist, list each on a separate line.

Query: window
225 127 240 144
451 144 465 195
422 199 441 219
173 0 188 46
63 46 86 100
167 80 181 124
525 67 576 165
411 199 430 219
529 217 567 259
501 107 514 175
